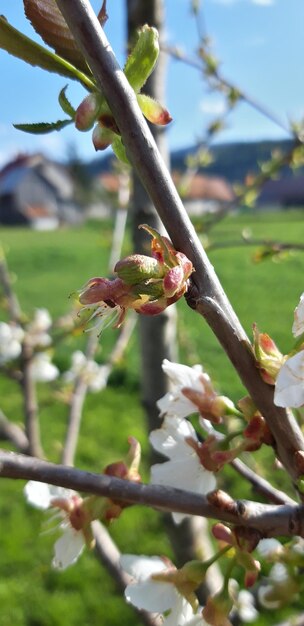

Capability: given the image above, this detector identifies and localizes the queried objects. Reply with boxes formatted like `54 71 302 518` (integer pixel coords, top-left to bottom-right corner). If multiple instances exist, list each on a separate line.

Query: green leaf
0 16 94 90
124 25 159 93
111 137 130 165
59 86 76 118
13 119 72 134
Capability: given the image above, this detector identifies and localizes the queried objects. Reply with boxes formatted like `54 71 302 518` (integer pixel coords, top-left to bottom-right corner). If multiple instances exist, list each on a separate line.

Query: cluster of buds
76 225 193 332
74 25 172 157
212 522 261 589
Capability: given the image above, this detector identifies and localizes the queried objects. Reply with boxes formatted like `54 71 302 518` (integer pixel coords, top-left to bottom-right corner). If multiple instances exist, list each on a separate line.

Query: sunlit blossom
31 352 59 382
292 293 304 338
0 321 24 364
274 350 304 408
120 554 202 625
150 416 216 523
63 350 110 392
26 308 52 347
24 481 90 570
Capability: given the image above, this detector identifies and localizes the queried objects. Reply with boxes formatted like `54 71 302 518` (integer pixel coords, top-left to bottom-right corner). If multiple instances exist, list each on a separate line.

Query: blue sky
0 0 303 166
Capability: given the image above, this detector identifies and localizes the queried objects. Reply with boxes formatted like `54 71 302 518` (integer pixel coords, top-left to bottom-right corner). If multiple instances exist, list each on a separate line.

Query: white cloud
200 98 226 116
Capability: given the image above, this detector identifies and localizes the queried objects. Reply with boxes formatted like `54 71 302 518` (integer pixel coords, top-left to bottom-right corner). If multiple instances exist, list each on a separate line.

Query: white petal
164 596 197 625
237 590 258 622
151 458 216 524
150 416 198 459
274 351 304 408
31 353 59 382
292 293 304 337
52 526 85 570
24 481 74 510
120 554 168 580
124 579 177 612
257 538 283 559
162 359 204 387
157 391 198 419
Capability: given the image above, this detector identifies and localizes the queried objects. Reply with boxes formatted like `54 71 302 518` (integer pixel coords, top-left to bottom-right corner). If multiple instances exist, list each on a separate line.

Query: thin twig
231 458 296 506
21 341 43 458
61 315 136 466
2 450 304 537
0 249 22 322
0 410 29 453
54 0 304 482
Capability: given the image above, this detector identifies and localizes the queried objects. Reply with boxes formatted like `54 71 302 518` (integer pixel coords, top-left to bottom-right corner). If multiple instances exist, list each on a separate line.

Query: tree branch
0 410 29 453
2 449 304 537
54 0 304 482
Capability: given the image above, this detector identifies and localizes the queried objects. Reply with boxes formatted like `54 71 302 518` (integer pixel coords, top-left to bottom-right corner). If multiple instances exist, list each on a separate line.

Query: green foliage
0 212 304 624
13 120 72 134
0 16 94 90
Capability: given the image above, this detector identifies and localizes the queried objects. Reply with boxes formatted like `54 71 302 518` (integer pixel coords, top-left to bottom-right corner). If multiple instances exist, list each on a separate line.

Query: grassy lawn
0 209 304 625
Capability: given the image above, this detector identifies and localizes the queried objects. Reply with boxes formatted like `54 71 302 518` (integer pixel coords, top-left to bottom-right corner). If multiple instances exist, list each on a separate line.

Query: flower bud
75 93 102 131
115 254 164 284
92 123 115 151
253 324 283 384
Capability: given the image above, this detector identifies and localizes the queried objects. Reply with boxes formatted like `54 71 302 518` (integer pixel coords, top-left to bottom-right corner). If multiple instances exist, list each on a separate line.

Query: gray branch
54 0 304 482
1 449 304 538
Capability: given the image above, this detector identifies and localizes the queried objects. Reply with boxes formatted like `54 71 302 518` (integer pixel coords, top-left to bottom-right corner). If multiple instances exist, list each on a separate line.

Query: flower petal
274 350 304 408
52 526 85 570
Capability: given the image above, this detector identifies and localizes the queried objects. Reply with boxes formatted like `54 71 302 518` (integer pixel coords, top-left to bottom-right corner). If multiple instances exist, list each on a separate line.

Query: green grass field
0 210 304 625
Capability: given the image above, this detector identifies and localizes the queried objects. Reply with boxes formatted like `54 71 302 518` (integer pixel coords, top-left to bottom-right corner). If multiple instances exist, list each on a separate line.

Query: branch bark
2 450 304 538
54 0 304 482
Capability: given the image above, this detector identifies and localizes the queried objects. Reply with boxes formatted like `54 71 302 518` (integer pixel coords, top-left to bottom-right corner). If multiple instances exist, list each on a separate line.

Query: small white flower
274 350 304 408
120 554 201 625
237 590 258 622
157 359 211 419
24 481 86 570
0 322 24 364
31 352 59 382
27 308 52 347
229 580 258 622
257 538 283 560
292 293 304 338
64 350 109 392
150 416 216 524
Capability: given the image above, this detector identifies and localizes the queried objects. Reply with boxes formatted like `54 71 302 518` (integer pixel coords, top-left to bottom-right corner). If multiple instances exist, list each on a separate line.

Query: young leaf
23 0 90 74
59 86 76 118
0 16 94 90
112 137 130 165
124 25 159 93
13 119 72 134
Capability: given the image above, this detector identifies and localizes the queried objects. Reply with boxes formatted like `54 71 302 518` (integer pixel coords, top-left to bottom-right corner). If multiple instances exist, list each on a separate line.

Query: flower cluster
76 225 193 332
63 350 110 392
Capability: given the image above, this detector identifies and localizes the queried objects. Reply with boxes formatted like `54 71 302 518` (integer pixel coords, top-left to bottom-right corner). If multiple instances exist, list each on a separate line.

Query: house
258 175 304 209
172 172 235 215
0 154 82 228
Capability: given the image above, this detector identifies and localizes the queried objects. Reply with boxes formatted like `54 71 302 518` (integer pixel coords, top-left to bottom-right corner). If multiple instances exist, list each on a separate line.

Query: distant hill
86 138 295 183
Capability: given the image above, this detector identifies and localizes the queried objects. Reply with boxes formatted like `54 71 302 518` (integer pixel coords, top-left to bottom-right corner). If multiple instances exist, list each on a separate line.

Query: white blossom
257 538 283 560
292 293 304 338
64 350 110 392
24 481 85 570
157 359 211 420
27 308 52 347
120 554 202 625
150 416 216 524
274 350 304 408
30 352 59 382
0 321 24 364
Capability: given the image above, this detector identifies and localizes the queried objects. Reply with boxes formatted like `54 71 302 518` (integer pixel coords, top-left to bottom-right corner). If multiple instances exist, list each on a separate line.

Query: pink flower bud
92 123 115 151
75 93 102 131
